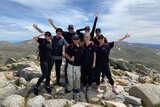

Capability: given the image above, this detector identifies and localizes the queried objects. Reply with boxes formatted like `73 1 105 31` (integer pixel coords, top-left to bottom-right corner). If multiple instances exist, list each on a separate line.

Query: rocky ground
0 55 160 107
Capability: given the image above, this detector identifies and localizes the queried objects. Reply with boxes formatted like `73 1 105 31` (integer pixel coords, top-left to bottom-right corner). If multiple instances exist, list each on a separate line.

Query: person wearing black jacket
81 33 96 92
76 13 99 42
95 34 130 93
33 32 53 95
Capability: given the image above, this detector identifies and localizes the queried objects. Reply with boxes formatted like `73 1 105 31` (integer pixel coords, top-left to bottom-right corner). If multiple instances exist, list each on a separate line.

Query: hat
97 34 104 40
85 26 90 30
72 34 79 40
96 28 101 32
68 24 74 29
56 28 63 33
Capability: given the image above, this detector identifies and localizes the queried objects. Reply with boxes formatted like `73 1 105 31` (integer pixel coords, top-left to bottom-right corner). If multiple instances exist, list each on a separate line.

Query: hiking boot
45 86 52 94
101 78 105 84
33 87 39 95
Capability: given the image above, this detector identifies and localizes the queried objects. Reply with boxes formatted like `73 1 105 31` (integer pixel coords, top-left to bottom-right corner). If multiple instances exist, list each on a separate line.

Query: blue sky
0 0 160 44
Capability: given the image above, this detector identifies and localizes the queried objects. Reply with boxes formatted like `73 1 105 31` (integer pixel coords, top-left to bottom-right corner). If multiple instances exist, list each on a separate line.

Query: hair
56 28 63 33
45 31 52 37
96 28 101 33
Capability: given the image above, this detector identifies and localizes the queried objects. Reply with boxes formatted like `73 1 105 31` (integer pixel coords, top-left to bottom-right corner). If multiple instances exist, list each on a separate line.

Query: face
84 33 91 41
68 28 74 33
96 31 101 36
45 35 52 41
97 37 104 43
56 31 62 37
73 38 79 44
85 29 90 33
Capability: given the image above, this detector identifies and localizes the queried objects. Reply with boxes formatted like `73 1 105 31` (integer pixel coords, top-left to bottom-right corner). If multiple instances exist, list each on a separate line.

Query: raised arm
33 32 45 41
48 18 58 30
114 33 130 45
33 24 44 33
90 12 99 39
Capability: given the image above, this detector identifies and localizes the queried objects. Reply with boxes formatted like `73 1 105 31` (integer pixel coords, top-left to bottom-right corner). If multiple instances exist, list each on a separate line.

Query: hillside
0 40 160 71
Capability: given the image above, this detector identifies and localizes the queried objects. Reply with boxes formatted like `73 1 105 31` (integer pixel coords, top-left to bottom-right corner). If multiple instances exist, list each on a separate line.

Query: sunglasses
73 38 79 40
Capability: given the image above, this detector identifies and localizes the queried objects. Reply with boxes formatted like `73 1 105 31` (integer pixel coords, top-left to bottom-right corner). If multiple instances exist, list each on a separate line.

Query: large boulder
129 84 160 107
27 95 45 107
43 99 73 107
103 90 116 100
124 95 142 106
104 101 127 107
2 95 25 107
0 83 18 103
10 61 37 71
87 90 103 103
20 66 41 81
0 72 10 89
5 58 17 65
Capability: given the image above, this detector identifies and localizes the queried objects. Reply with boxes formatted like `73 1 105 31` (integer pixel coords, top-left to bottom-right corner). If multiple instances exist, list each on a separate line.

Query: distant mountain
0 40 160 71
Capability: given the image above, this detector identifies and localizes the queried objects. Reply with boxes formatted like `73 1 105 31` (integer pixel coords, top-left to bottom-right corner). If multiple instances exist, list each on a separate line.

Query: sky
0 0 160 44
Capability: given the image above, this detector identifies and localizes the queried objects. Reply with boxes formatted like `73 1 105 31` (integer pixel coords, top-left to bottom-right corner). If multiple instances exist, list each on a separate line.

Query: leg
95 67 101 86
64 60 68 83
67 63 74 92
45 59 53 87
75 66 81 92
87 64 93 87
55 59 62 85
81 64 87 87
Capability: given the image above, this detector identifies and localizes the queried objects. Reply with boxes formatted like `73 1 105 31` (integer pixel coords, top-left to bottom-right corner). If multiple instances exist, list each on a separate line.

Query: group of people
32 13 130 95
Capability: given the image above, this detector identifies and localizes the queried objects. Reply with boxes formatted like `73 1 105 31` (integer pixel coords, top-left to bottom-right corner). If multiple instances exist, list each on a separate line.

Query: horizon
0 0 160 44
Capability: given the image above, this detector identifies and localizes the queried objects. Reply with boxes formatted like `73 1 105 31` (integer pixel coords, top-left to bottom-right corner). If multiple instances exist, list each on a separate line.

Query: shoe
45 86 52 94
73 89 80 93
101 78 105 84
112 87 119 95
33 87 39 95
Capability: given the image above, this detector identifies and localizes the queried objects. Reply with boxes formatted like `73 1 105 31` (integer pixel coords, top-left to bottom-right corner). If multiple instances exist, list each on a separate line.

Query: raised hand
125 33 130 38
48 18 53 24
33 24 37 28
95 12 99 17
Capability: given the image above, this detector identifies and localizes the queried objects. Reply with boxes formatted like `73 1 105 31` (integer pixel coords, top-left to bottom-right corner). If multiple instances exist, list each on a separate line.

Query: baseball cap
68 24 74 29
85 26 90 30
72 34 79 40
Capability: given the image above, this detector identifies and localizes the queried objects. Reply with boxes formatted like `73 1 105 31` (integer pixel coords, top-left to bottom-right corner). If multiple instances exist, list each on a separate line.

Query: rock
2 95 25 107
28 78 39 88
25 55 37 60
138 76 153 83
5 58 17 64
129 84 160 107
104 101 127 107
10 61 37 71
52 85 65 94
43 99 73 107
20 66 41 81
0 66 9 71
100 84 107 91
135 64 149 75
116 85 125 93
19 77 28 86
62 92 73 100
87 90 103 103
79 92 86 102
5 71 14 80
0 72 10 89
27 95 45 107
71 102 103 107
124 95 142 106
0 83 18 103
126 71 139 80
15 87 29 97
116 79 129 86
103 90 116 100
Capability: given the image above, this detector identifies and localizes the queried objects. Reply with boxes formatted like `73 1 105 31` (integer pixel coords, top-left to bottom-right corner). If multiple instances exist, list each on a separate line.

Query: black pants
95 63 114 86
81 63 93 86
36 59 53 87
53 59 62 84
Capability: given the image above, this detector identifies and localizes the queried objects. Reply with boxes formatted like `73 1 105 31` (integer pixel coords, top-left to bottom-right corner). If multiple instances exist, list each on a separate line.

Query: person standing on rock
95 34 130 93
81 33 96 92
33 32 53 95
52 28 69 86
65 34 83 93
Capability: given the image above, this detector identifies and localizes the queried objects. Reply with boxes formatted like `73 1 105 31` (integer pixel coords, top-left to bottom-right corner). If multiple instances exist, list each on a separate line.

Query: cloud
0 0 160 44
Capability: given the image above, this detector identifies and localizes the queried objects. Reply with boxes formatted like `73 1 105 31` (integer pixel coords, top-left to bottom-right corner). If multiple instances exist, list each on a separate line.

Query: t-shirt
96 42 114 66
52 36 68 60
82 42 96 64
38 38 53 61
62 31 76 44
66 43 83 66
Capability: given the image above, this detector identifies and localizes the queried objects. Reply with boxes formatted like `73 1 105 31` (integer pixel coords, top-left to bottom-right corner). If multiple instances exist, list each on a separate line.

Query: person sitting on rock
33 32 53 95
95 33 130 94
